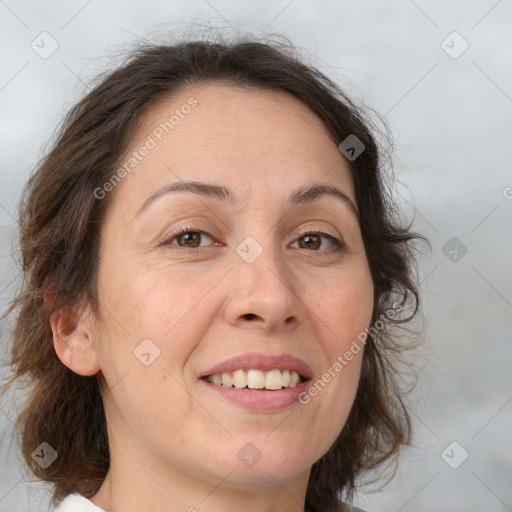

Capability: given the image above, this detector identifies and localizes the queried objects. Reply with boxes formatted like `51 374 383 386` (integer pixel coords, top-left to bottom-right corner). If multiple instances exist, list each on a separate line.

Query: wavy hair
1 33 427 511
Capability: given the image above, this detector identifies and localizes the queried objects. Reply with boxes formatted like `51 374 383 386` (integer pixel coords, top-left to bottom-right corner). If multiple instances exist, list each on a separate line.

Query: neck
89 439 310 512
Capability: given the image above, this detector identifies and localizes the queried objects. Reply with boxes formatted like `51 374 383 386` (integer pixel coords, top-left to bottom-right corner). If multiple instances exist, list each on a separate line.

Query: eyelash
159 226 344 254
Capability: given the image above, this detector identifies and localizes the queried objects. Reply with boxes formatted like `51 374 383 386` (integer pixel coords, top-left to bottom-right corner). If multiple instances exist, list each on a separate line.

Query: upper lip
199 352 313 380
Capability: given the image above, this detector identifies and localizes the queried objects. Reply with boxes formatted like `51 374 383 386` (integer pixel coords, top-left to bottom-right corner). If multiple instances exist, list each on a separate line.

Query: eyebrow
134 180 359 220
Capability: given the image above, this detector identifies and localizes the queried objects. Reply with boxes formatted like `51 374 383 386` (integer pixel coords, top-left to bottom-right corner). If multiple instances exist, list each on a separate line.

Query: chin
206 446 313 488
221 462 310 490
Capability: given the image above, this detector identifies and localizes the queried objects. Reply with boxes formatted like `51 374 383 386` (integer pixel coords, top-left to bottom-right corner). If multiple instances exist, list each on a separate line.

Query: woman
1 34 426 512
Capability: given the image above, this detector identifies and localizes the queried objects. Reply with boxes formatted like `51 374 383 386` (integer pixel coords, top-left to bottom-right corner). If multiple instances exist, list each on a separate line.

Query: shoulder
53 493 106 512
343 505 367 512
307 503 367 512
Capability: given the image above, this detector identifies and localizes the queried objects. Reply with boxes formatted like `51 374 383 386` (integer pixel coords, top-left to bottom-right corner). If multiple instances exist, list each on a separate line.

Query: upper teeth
204 369 303 390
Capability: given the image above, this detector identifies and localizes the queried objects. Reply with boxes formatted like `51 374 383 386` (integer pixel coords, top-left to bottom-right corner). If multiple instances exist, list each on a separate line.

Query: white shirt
53 493 106 511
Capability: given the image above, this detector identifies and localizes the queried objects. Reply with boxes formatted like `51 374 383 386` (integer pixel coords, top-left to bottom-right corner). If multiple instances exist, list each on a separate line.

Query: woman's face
84 83 374 501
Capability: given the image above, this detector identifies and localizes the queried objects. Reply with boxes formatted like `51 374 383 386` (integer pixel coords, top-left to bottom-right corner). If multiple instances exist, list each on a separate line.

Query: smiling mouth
201 368 307 390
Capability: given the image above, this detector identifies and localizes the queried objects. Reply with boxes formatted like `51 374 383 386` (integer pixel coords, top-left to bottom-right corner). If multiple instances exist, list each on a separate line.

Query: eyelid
295 225 341 241
292 230 344 251
158 224 217 249
159 224 344 253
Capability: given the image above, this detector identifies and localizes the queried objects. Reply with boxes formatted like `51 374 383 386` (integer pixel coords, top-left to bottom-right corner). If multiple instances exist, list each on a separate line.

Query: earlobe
49 306 101 377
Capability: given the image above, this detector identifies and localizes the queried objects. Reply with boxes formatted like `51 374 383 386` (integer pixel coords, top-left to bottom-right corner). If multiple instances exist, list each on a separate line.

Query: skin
50 82 374 512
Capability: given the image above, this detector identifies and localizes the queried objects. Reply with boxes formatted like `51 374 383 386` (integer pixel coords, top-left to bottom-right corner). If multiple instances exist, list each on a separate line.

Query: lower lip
199 378 312 412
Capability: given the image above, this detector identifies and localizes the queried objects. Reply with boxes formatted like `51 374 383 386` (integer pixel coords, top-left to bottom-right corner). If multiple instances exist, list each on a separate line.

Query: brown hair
0 34 427 511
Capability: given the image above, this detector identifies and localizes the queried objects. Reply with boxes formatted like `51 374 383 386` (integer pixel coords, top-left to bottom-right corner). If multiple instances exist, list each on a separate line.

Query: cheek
314 266 374 353
95 268 203 432
99 254 214 337
101 266 224 382
127 269 219 338
304 266 373 410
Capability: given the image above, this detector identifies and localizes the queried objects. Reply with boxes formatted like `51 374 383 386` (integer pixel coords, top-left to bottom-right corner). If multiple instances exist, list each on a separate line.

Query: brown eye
298 234 321 250
162 227 215 249
160 227 343 254
176 231 202 248
294 232 343 252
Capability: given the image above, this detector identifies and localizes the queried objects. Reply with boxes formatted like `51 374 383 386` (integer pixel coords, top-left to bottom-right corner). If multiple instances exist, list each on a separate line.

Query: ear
48 299 101 377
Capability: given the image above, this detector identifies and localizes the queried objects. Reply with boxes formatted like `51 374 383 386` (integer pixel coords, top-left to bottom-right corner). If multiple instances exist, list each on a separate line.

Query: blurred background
0 1 511 510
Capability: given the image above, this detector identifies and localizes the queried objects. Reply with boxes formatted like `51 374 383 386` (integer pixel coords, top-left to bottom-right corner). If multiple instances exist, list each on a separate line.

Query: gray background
1 0 511 511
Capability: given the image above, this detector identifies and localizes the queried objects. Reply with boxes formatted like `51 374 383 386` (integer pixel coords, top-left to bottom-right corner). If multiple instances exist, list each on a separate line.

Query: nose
223 236 306 332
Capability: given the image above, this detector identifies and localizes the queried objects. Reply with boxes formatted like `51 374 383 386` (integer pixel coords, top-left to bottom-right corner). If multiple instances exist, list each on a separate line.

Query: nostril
244 313 259 320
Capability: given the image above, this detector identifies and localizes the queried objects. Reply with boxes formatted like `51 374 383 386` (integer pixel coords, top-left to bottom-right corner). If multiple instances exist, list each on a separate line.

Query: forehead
108 81 355 217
